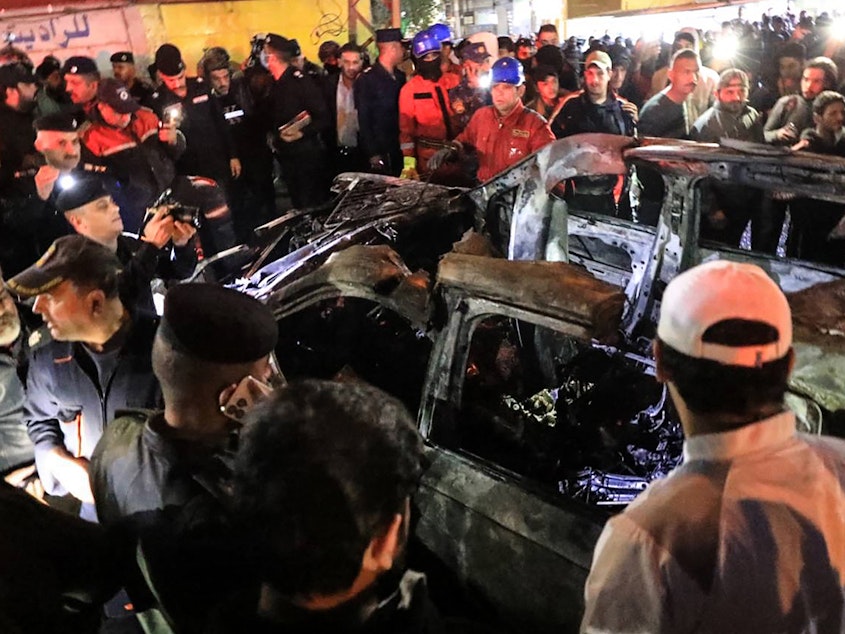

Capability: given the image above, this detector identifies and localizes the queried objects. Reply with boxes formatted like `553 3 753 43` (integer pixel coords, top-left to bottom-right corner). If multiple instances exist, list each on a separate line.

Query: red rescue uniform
456 101 555 182
398 73 460 174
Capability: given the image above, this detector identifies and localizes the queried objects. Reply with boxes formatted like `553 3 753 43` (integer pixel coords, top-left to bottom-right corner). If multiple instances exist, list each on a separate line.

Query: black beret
286 39 303 57
160 283 278 364
36 55 62 79
375 28 403 43
55 176 110 213
154 44 185 77
110 51 134 64
63 56 98 75
515 37 534 48
34 111 81 132
0 63 36 88
264 33 290 52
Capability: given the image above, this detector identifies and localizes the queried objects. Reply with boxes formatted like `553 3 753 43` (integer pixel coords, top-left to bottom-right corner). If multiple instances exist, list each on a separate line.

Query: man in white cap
581 260 845 633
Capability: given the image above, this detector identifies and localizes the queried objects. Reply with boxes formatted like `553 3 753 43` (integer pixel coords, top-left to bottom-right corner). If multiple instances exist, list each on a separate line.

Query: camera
162 103 184 128
149 188 202 228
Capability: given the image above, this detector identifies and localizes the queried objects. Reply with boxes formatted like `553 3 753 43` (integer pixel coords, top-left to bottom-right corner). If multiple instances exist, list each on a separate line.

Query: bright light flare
713 35 739 61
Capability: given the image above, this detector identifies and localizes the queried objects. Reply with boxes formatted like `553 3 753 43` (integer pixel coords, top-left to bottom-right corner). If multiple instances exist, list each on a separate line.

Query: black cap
154 44 185 77
110 51 134 64
97 77 140 114
375 28 403 43
55 175 110 213
35 111 81 132
515 37 533 48
0 63 37 88
461 42 492 63
264 33 290 52
62 56 98 75
7 235 122 298
159 283 278 364
287 39 303 57
36 55 61 79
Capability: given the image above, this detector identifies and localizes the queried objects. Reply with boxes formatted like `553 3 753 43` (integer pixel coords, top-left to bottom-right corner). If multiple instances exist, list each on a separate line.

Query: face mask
259 50 270 69
416 58 442 81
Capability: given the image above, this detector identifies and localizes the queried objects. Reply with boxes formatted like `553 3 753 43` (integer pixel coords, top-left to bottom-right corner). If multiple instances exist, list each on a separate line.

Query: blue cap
412 30 441 58
490 56 525 86
428 23 452 43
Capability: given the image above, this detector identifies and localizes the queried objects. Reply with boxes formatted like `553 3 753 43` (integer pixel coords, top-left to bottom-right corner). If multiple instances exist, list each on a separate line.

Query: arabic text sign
3 11 116 51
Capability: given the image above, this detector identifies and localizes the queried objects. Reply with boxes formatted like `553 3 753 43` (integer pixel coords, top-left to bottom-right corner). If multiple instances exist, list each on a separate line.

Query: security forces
263 33 331 209
110 51 155 107
398 28 460 179
353 28 406 176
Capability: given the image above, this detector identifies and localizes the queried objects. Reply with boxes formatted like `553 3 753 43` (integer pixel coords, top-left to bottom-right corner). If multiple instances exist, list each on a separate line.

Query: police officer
354 28 406 176
148 44 239 255
110 51 155 107
203 47 276 240
398 28 460 179
428 57 554 183
263 33 331 209
62 56 99 114
448 41 493 134
10 235 161 520
0 63 39 198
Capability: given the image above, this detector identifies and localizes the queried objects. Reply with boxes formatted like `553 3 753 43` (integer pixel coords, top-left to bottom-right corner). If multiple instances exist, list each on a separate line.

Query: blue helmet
412 29 441 58
490 56 525 86
428 23 452 43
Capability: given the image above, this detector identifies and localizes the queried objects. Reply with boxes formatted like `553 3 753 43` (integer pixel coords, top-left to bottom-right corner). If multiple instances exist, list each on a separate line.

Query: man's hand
369 155 386 171
621 100 639 124
171 220 197 247
427 146 457 172
142 206 177 249
230 158 242 179
158 124 179 145
46 449 94 504
400 156 419 180
34 165 60 201
280 128 304 143
775 123 798 142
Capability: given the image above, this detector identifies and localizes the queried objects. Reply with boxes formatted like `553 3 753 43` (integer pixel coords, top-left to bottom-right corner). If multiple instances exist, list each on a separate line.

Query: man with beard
62 56 100 114
764 56 838 145
789 91 845 266
639 49 701 139
0 270 34 475
692 69 765 248
749 42 805 116
398 28 460 180
354 28 406 176
148 44 240 255
428 57 554 184
551 51 636 216
209 380 432 633
0 64 69 277
34 55 71 116
110 51 155 107
324 42 367 175
263 33 331 209
203 47 276 241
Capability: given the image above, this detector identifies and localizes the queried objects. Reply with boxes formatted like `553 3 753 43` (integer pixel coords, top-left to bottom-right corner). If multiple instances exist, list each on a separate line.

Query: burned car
230 134 845 633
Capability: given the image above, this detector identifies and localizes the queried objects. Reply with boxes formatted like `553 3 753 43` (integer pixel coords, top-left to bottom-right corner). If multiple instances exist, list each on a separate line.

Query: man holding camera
56 176 196 316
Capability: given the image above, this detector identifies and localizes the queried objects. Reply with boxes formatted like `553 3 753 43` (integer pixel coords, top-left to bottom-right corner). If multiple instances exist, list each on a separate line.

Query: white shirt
581 411 845 633
336 79 359 148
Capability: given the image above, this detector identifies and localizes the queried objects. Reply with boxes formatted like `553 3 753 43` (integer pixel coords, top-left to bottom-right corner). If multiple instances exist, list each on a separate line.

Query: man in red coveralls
398 28 460 179
428 57 554 183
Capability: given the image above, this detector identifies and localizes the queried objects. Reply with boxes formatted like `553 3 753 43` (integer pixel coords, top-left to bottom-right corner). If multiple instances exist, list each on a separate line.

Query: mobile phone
221 375 273 422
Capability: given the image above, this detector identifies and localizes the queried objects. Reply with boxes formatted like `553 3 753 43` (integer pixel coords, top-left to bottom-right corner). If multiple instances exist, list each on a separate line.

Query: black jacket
24 315 161 495
354 61 406 167
268 66 330 157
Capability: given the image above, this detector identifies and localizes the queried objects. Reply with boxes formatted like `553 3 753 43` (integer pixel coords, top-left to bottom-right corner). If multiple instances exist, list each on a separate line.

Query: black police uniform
129 80 156 109
269 65 331 209
213 75 276 240
0 106 69 276
354 61 406 176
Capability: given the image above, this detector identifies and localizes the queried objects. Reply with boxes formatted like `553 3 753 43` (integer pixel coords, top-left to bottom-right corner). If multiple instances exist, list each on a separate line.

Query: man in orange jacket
398 28 459 179
428 57 554 183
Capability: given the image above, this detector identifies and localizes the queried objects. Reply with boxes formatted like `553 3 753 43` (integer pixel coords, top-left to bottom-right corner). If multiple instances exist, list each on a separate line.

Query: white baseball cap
657 260 792 368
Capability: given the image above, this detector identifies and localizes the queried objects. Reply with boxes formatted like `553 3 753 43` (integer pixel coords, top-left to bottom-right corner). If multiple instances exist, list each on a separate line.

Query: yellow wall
138 0 370 71
567 0 622 20
622 0 692 10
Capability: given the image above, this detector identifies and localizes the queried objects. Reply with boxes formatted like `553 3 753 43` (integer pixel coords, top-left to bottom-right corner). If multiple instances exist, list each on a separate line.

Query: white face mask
259 50 270 69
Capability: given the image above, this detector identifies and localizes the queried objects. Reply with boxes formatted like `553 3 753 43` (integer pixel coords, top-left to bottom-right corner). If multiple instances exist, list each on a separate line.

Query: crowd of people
0 7 844 634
